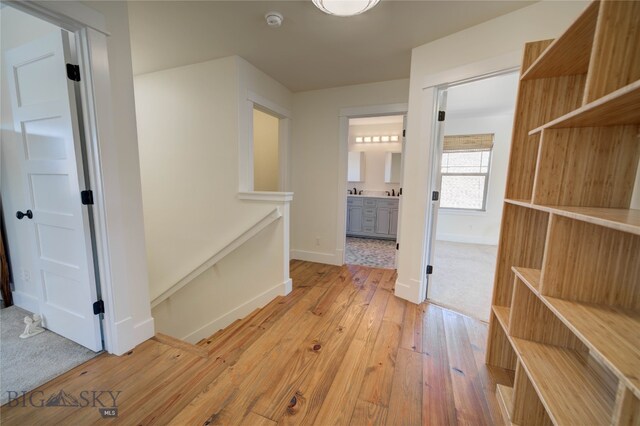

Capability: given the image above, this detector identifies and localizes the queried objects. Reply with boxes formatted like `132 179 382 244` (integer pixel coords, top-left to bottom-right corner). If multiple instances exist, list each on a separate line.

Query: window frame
439 148 493 212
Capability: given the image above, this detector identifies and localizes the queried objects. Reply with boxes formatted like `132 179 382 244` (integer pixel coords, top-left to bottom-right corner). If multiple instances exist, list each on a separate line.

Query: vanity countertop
347 194 401 199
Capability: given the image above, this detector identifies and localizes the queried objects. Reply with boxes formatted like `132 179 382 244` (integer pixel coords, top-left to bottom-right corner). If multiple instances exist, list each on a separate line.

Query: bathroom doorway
343 114 405 269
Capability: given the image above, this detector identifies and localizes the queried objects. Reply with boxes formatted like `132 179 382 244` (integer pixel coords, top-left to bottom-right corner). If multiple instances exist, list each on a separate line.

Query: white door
4 30 102 351
424 88 448 299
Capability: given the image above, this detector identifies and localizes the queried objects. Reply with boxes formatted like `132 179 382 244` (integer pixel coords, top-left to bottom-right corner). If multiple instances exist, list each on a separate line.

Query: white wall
290 79 409 264
253 109 279 192
0 7 60 310
135 55 293 342
348 122 403 193
436 113 514 245
396 1 589 303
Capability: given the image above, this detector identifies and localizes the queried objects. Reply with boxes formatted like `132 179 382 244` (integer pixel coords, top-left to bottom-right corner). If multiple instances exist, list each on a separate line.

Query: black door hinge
81 190 94 205
402 129 406 137
66 64 81 82
438 111 446 121
426 265 433 275
396 243 399 250
432 191 439 201
93 300 105 315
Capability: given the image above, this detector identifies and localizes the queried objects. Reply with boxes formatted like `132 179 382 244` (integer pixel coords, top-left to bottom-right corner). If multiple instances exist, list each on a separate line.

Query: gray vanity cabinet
347 196 399 239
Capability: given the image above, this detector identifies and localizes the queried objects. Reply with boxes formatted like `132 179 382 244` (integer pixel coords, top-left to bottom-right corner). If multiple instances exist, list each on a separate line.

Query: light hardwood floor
1 261 514 425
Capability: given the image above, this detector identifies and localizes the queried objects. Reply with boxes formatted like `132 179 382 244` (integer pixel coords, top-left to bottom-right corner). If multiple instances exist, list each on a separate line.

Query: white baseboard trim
283 278 293 295
11 291 39 314
290 249 342 266
436 234 498 246
394 278 424 305
181 279 290 344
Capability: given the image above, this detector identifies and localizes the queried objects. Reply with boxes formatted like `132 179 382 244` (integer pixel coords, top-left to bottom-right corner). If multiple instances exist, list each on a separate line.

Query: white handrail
151 207 282 307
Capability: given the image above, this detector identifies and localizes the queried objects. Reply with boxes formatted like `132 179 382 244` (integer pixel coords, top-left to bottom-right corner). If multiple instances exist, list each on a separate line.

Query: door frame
336 103 408 266
419 55 521 301
6 1 120 353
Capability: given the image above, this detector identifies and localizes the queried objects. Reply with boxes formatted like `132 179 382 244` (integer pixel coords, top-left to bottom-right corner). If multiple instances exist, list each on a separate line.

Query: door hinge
396 243 399 250
402 129 406 137
426 265 433 275
81 190 94 205
432 191 439 201
93 300 105 315
66 63 81 82
438 111 446 121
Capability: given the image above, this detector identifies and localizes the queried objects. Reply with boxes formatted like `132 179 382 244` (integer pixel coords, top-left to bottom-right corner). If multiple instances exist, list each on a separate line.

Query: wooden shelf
505 199 640 236
512 338 616 426
521 1 599 80
529 80 640 134
542 297 640 399
496 384 517 426
511 267 540 295
493 306 511 332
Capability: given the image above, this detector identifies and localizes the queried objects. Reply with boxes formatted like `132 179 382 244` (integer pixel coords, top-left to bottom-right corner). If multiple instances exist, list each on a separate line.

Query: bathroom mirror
384 152 402 183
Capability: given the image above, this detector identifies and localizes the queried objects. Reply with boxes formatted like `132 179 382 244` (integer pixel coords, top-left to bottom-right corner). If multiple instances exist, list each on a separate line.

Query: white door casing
424 88 448 299
4 30 102 351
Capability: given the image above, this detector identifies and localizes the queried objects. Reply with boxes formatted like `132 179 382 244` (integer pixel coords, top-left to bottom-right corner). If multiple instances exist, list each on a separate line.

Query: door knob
16 210 33 220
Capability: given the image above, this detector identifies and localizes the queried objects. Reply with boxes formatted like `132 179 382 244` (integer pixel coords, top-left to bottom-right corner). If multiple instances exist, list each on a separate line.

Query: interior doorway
0 5 101 402
425 71 519 321
344 114 405 269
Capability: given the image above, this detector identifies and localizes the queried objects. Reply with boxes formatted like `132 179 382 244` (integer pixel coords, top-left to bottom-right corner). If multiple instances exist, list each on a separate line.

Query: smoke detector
265 11 283 28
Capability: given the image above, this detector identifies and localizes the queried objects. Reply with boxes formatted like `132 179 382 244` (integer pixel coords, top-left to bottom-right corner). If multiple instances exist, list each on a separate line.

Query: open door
4 30 103 351
424 88 448 299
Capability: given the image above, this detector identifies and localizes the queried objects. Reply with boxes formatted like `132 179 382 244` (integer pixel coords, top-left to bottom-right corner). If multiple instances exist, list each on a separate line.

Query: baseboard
181 279 289 344
394 278 424 305
107 316 155 356
290 249 342 266
11 291 39 314
436 233 498 246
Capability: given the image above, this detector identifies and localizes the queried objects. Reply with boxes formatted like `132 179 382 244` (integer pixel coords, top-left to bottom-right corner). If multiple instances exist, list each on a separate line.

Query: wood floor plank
422 304 457 426
350 399 388 426
443 309 493 426
1 262 509 426
386 348 423 425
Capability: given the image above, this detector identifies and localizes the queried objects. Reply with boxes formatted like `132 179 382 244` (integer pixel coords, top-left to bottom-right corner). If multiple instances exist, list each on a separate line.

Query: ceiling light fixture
265 11 284 27
312 0 380 17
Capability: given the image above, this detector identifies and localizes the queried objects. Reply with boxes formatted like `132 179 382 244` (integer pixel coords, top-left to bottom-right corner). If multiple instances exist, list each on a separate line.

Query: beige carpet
0 306 98 404
428 240 497 322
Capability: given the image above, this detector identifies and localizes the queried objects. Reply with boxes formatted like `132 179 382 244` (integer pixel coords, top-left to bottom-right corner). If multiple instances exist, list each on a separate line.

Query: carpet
429 240 497 322
0 306 98 404
345 237 396 269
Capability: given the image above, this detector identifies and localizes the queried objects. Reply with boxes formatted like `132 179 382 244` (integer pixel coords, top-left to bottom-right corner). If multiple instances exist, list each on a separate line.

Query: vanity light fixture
355 136 363 143
372 136 380 142
390 135 399 142
354 135 400 143
363 136 372 143
381 136 390 142
312 0 380 17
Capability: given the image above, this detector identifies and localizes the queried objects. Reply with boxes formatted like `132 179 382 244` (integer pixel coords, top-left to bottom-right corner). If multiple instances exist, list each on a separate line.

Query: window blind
443 133 494 152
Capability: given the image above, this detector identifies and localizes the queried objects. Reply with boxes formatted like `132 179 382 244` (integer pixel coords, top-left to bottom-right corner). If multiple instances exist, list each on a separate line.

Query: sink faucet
386 191 391 196
353 187 357 195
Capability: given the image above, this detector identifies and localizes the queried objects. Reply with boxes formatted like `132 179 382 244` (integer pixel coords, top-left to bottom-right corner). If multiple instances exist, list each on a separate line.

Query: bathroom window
440 134 494 211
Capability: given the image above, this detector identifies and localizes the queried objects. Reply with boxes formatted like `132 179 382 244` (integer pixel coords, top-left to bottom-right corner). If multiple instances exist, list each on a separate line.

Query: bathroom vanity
346 195 399 240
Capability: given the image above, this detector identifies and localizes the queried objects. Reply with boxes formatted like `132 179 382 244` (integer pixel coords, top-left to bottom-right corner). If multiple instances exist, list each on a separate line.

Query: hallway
1 261 513 425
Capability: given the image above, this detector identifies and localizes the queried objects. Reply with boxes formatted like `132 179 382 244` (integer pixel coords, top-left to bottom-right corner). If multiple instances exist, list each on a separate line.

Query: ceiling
447 71 519 119
127 1 534 92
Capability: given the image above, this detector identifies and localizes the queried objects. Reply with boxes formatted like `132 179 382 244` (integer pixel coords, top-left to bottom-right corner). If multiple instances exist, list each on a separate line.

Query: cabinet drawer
363 208 376 216
363 226 375 232
347 197 364 206
363 217 375 226
376 199 399 208
363 199 377 207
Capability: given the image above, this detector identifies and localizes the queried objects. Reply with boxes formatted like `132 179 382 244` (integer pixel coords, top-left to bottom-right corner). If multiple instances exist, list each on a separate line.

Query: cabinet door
348 207 363 233
389 209 399 236
376 208 391 234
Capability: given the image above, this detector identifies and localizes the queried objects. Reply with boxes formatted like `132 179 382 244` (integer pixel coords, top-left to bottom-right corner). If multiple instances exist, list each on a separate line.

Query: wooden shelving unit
486 1 640 424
